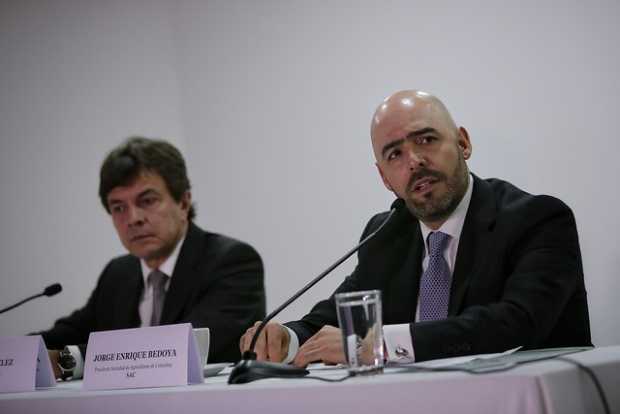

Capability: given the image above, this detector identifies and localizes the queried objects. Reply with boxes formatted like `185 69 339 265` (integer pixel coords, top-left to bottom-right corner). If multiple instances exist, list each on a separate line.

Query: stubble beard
406 154 469 224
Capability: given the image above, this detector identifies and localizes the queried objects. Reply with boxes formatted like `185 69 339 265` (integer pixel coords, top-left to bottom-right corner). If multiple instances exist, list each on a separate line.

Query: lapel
448 174 498 314
113 258 143 328
159 223 210 324
383 212 424 323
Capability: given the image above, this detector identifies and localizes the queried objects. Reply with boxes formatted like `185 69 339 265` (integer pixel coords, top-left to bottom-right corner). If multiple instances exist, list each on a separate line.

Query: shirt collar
419 173 474 246
140 233 186 284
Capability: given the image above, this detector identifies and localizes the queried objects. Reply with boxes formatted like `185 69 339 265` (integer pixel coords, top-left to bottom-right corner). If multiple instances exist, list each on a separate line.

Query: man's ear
457 126 472 160
180 191 192 212
376 163 394 192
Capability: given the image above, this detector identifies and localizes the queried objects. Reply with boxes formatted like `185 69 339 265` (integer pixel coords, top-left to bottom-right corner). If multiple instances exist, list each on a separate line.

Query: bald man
241 90 591 365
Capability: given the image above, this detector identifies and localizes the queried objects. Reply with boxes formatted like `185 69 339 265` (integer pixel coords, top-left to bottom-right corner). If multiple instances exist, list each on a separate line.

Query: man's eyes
387 149 402 161
415 135 435 145
140 196 159 207
110 204 126 214
386 136 437 161
109 196 158 214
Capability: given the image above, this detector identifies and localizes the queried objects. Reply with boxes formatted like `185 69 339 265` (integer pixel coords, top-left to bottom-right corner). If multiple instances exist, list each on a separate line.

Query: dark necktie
149 270 168 326
419 231 452 321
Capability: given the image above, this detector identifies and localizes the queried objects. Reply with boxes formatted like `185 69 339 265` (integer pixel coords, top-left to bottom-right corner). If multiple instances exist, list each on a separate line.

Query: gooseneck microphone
0 283 63 315
228 199 406 384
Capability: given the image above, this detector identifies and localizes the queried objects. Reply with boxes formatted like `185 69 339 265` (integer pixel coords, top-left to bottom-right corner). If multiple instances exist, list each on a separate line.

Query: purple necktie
419 231 451 321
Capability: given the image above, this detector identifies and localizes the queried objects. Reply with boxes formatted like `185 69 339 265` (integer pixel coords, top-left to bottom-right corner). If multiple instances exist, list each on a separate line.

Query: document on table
390 346 592 373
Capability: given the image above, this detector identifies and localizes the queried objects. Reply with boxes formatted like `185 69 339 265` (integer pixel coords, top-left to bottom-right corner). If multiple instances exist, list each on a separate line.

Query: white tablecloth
1 346 618 414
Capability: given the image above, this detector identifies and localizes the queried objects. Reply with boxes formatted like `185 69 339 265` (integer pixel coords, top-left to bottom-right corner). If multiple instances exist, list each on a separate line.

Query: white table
1 346 618 414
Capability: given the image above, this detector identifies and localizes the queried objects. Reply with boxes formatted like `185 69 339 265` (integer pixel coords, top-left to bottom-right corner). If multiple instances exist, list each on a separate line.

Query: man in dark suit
240 90 591 365
41 137 265 379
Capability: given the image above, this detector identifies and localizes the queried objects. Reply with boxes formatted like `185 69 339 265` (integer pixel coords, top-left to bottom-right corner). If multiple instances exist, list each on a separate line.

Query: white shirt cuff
282 326 300 364
383 324 416 363
66 345 84 379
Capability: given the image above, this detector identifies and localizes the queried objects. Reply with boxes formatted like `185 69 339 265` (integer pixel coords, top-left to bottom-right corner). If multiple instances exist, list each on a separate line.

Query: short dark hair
99 137 195 220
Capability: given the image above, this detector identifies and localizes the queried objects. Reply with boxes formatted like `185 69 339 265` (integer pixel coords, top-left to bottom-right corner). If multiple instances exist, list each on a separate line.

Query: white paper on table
407 346 523 369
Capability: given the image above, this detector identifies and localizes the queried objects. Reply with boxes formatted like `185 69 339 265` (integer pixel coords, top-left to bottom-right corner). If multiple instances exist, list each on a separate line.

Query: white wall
1 0 618 346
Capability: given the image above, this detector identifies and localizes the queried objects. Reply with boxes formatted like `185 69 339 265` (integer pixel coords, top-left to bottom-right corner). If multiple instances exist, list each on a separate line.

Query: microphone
228 199 406 384
0 283 63 315
44 283 62 297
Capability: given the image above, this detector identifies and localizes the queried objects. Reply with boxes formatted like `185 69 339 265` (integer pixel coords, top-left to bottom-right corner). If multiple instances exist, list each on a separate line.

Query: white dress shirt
285 174 474 364
384 175 473 362
138 235 185 327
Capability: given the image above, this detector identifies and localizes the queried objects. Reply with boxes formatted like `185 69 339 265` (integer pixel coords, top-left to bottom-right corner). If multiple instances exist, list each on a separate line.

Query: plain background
1 0 618 348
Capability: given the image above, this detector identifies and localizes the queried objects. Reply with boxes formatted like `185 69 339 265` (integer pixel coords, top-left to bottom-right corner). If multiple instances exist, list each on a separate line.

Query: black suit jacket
286 175 591 361
40 223 265 362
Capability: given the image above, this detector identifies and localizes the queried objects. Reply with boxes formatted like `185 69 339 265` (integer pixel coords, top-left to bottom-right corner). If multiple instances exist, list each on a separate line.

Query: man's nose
406 146 426 170
127 206 145 226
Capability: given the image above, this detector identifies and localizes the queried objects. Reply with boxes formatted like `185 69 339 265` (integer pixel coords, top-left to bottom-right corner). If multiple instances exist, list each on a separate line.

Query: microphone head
374 198 409 238
43 283 62 297
390 198 406 212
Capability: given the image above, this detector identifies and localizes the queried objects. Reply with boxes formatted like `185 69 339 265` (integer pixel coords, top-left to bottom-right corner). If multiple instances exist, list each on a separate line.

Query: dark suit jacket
40 223 265 362
286 175 591 361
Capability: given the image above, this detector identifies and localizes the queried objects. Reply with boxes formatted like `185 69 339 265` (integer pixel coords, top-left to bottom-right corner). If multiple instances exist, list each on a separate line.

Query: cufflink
395 346 410 358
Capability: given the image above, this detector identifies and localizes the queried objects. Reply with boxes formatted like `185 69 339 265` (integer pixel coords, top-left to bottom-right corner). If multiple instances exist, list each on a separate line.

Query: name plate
83 323 203 390
0 336 55 393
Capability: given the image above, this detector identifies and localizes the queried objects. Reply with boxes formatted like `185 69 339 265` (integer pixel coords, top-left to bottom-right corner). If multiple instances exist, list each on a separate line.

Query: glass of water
335 289 384 375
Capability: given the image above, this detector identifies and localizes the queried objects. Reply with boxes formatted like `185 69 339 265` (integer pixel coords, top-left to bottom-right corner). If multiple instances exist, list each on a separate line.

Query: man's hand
292 325 345 367
239 321 290 362
48 349 61 379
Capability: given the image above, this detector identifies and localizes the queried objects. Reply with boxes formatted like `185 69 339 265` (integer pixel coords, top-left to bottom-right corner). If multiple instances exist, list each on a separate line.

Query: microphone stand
228 200 404 384
0 283 63 315
0 293 47 314
0 283 62 313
